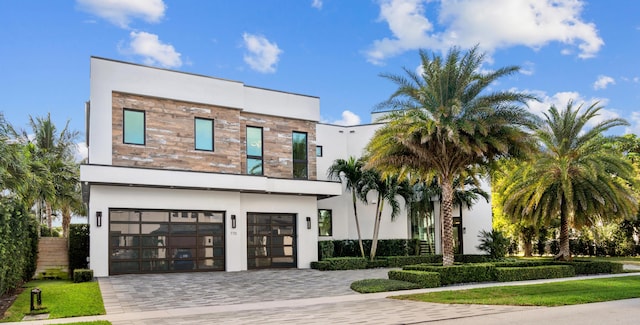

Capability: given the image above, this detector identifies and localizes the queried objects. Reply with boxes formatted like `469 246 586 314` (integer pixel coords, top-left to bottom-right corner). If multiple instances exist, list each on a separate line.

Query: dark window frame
246 126 264 175
292 131 308 179
318 209 332 237
194 117 215 151
123 108 146 145
316 145 323 157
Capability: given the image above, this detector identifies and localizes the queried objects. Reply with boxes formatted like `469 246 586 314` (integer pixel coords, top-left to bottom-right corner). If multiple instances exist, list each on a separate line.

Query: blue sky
1 0 639 158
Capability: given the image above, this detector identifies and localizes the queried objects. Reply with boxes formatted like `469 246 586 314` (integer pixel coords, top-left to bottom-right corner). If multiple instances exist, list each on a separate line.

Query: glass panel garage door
247 213 296 269
109 209 225 274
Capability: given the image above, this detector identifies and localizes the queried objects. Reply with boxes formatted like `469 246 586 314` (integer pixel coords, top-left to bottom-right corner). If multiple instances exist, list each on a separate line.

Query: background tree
497 101 638 260
327 157 367 258
365 46 538 265
358 170 412 261
9 113 80 232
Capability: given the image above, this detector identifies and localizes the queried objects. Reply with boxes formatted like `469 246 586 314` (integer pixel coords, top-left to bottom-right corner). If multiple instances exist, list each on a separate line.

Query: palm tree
0 113 29 194
327 157 367 258
498 101 638 260
359 170 412 260
365 46 538 265
9 113 79 231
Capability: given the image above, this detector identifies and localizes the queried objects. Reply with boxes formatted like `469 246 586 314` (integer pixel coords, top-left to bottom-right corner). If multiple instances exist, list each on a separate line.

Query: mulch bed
0 286 25 319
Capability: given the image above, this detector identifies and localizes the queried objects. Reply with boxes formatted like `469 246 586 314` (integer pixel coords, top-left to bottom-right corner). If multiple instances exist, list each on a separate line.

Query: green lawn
1 280 105 322
393 275 640 306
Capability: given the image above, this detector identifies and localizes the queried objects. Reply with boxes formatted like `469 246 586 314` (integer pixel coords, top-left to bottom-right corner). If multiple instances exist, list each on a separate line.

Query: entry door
247 213 296 269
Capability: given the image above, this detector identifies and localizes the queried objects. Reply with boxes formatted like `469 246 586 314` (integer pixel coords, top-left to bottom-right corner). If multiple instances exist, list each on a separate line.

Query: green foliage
310 257 368 270
393 276 640 307
388 270 440 288
558 260 623 274
328 239 418 258
385 255 442 267
0 197 39 296
366 259 389 268
1 280 105 322
317 240 334 260
73 269 94 283
403 264 496 285
476 230 510 259
350 278 420 293
68 224 90 272
40 226 61 237
495 265 575 282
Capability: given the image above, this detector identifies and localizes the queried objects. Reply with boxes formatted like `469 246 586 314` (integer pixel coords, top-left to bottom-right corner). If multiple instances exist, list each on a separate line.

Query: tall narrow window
246 126 263 175
318 209 332 236
292 131 308 179
123 109 145 145
194 118 214 151
316 145 323 157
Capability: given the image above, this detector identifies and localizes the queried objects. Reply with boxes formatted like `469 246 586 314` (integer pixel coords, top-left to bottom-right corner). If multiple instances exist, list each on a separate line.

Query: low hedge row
310 257 368 270
557 260 624 274
403 263 496 285
388 270 440 288
495 265 575 282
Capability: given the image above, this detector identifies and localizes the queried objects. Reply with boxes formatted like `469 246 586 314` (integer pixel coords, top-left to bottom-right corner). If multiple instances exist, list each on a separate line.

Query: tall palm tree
498 101 638 260
0 113 29 194
327 157 367 258
9 113 79 231
359 170 412 260
365 46 538 265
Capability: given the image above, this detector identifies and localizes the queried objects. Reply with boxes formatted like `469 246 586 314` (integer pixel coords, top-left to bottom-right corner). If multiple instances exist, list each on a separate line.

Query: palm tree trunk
370 194 384 261
62 206 71 238
45 201 53 231
351 191 366 258
556 212 571 261
441 177 455 266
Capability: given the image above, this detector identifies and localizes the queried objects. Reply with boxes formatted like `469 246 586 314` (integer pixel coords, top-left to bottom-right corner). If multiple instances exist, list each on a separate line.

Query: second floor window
194 118 214 151
246 126 263 175
292 131 308 179
123 108 145 145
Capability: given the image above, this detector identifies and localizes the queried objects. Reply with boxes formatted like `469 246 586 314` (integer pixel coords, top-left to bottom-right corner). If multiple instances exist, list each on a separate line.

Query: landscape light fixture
96 211 102 227
306 216 311 229
231 214 236 229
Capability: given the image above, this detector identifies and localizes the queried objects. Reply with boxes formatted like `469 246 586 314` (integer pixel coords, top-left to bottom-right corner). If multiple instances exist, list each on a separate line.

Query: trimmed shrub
455 254 492 263
366 259 389 268
310 257 368 270
388 270 440 288
386 255 442 267
492 260 556 268
403 264 496 285
318 240 334 260
73 269 94 283
558 260 624 274
329 239 419 258
495 265 575 282
350 278 420 293
68 224 90 273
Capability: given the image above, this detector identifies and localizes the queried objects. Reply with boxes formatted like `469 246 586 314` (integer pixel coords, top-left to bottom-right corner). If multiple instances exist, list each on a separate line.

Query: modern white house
81 57 492 276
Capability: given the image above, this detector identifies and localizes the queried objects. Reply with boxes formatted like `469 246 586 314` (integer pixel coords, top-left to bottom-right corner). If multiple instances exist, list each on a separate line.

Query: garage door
247 213 296 269
109 209 225 274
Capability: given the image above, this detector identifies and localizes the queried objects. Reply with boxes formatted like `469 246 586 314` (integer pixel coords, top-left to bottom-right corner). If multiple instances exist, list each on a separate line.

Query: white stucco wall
88 185 320 276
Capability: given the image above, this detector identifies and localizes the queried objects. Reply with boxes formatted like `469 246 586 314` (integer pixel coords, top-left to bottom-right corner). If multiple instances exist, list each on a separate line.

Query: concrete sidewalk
6 269 640 324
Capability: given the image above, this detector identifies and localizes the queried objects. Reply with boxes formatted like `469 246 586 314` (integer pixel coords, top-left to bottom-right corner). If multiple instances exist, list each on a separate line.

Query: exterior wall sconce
306 216 311 229
231 214 236 229
96 211 102 227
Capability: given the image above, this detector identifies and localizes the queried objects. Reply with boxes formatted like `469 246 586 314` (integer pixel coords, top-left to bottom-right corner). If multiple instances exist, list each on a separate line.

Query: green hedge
324 239 420 258
495 265 575 282
388 270 440 288
310 257 368 270
0 197 39 296
350 278 420 293
403 264 496 285
68 224 90 273
385 255 442 267
557 260 624 274
73 269 94 283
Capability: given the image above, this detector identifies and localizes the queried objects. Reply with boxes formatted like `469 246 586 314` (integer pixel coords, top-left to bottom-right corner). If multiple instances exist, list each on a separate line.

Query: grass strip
1 280 105 322
392 275 640 307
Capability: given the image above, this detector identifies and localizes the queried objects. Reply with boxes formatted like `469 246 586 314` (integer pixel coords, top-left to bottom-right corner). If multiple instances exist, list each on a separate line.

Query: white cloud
524 90 617 128
242 33 283 73
367 0 603 64
77 0 166 29
312 0 323 9
593 75 615 90
329 110 362 126
626 112 640 135
520 61 535 76
75 142 88 162
121 31 182 68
